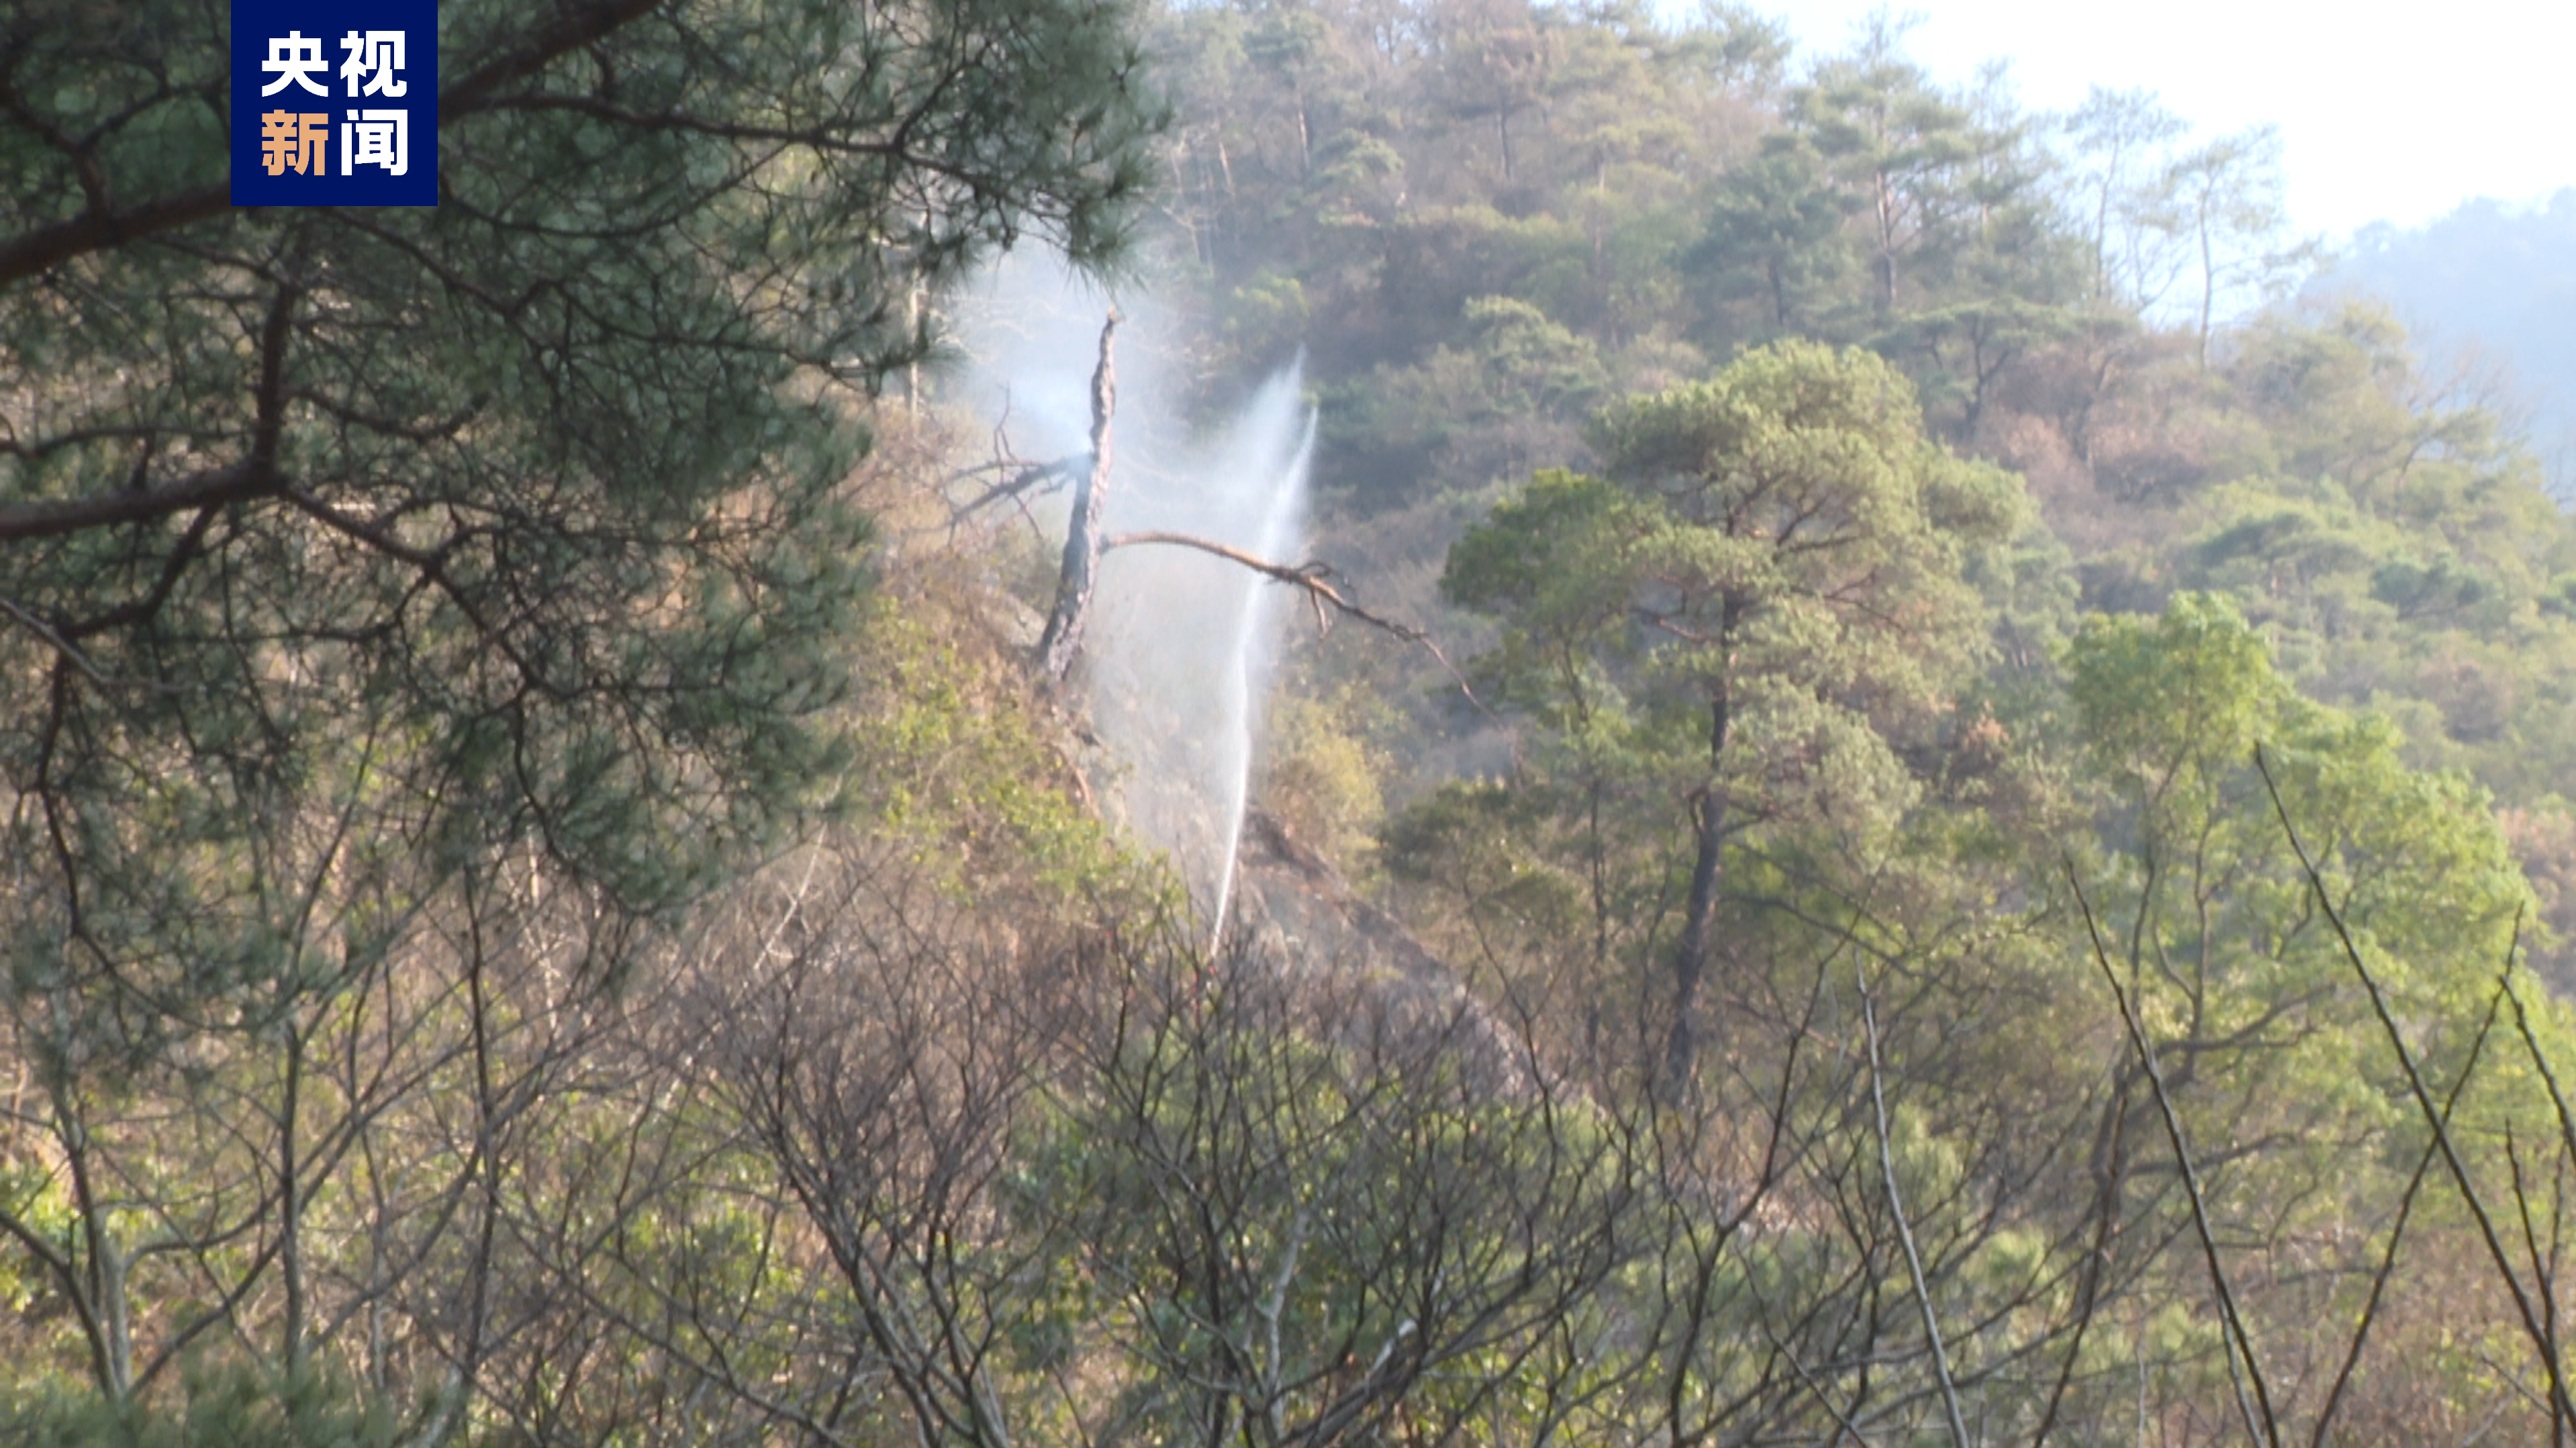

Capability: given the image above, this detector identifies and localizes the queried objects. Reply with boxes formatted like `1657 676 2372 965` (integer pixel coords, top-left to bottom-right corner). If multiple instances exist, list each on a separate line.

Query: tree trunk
1037 312 1120 683
281 1026 307 1371
1663 654 1735 1096
1874 166 1899 316
1663 783 1727 1094
2196 201 2217 371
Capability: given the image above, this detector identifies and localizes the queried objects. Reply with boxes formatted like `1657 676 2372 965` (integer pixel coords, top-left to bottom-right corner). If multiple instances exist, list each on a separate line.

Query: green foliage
0 0 1167 1055
1327 294 1612 504
1450 342 2024 844
1411 341 2034 1081
0 1361 406 1448
3 0 1164 965
9 2 2576 1443
0 0 1165 1412
2134 305 2576 798
2066 592 2285 789
2067 591 2536 1033
853 601 1134 900
2066 595 2563 1304
1263 689 1391 874
1686 136 1856 339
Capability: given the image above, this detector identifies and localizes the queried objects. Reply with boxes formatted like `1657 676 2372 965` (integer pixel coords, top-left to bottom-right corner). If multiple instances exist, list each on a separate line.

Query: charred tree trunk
1036 311 1119 684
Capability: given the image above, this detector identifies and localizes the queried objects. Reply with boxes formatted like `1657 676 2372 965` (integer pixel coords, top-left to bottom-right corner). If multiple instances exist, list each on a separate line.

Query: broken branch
1100 529 1493 720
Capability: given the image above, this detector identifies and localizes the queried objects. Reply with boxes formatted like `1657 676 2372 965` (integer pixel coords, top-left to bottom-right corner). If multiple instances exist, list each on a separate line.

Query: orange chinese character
260 109 299 176
258 109 329 177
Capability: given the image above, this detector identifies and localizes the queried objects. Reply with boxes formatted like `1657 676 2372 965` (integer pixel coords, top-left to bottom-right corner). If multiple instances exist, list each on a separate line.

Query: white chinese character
259 32 331 97
338 31 408 99
341 109 408 177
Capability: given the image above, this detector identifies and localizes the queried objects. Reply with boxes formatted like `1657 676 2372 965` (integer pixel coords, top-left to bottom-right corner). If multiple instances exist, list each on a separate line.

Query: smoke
940 256 1316 928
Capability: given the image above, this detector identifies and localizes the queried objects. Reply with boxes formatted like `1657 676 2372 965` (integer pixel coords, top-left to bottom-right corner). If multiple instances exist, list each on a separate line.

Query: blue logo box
232 0 437 206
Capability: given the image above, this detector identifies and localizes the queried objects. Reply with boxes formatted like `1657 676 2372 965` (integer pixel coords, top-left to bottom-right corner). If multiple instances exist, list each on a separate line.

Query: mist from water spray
947 262 1319 941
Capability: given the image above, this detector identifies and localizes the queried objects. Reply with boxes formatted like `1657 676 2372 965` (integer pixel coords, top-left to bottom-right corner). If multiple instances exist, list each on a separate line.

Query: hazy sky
1762 0 2576 240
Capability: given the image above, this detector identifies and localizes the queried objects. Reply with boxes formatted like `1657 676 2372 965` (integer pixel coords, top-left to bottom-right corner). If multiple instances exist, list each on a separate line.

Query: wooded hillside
6 2 2576 1444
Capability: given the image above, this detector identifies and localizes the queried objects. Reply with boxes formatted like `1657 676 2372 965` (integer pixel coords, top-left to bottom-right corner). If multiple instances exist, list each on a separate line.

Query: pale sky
1761 0 2576 240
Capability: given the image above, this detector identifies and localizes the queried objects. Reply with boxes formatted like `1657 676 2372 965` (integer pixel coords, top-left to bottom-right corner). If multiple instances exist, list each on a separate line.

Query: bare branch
1100 529 1494 718
949 456 1077 528
1858 975 1970 1448
2068 862 2283 1448
0 595 110 685
2311 961 2512 1447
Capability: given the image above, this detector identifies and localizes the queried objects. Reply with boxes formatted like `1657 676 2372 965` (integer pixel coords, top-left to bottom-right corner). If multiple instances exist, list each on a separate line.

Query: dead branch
1100 528 1494 719
944 388 1082 534
1005 318 1493 724
949 456 1077 532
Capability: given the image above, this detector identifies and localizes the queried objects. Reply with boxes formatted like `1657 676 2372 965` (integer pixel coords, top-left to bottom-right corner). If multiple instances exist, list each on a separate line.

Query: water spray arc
1206 399 1318 951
